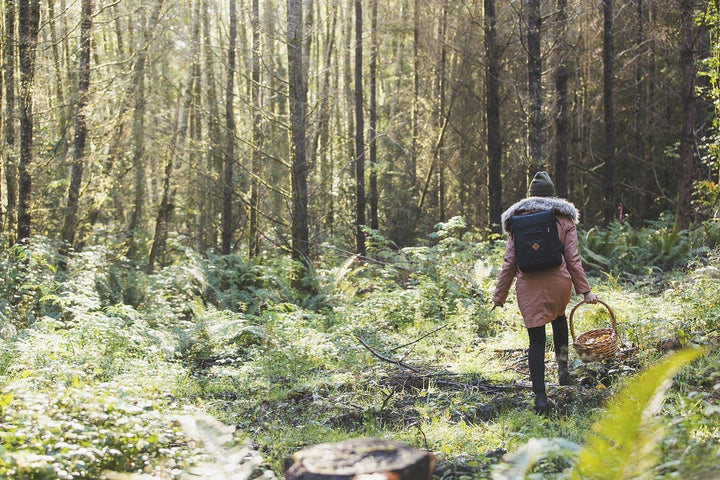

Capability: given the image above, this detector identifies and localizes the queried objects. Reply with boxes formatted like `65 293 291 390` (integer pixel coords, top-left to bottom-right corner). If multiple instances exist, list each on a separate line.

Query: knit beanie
528 171 556 197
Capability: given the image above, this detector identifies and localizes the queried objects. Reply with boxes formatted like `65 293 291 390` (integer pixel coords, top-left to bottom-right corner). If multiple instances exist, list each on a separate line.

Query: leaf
178 412 277 480
572 348 705 480
491 438 581 480
0 394 13 408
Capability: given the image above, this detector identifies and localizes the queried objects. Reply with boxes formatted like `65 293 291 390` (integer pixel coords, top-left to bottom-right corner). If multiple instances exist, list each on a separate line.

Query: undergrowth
0 219 717 479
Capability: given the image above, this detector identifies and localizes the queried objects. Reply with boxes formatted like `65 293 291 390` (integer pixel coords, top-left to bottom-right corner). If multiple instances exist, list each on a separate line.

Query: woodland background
2 0 718 274
0 1 719 479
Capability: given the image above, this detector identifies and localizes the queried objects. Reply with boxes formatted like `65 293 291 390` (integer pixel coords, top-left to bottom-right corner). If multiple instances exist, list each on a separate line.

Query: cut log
284 437 436 480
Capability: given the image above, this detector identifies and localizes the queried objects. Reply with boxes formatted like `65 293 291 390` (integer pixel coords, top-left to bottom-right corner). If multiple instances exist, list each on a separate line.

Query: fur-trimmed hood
500 197 579 233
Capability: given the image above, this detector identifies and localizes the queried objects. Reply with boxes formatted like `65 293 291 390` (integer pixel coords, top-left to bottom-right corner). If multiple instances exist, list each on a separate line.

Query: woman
493 171 598 414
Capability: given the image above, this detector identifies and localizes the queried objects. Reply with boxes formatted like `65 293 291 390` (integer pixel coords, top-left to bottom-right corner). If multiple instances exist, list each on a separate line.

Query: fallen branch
357 334 533 394
356 335 422 373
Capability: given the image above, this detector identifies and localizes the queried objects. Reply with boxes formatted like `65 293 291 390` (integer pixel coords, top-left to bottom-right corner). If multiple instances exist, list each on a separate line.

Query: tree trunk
126 0 164 257
354 0 366 257
315 0 338 234
47 0 74 165
147 95 181 275
411 0 419 190
0 15 3 233
112 1 124 57
485 0 502 233
368 0 379 231
202 0 221 167
602 0 616 224
417 92 454 216
17 0 41 241
147 99 180 275
127 13 148 244
554 0 569 199
148 42 196 273
189 0 206 252
304 0 314 82
527 0 543 173
60 0 70 69
344 0 355 173
222 0 237 255
4 0 17 243
61 0 92 252
47 0 67 135
677 0 697 230
287 0 310 285
642 1 657 220
249 0 263 258
284 438 436 480
203 0 222 250
634 0 645 219
437 2 447 223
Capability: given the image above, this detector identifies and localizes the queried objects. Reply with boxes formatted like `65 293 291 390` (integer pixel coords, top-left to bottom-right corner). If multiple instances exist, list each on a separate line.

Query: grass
0 226 717 479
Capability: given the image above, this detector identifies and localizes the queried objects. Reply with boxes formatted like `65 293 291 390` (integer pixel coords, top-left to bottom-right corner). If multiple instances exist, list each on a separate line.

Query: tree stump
284 437 436 480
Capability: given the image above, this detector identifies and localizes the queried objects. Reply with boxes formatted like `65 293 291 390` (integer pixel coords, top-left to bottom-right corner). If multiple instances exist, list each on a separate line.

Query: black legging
527 315 569 394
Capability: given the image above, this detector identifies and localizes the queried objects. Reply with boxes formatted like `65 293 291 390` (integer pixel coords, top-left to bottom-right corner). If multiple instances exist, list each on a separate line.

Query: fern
491 438 581 480
178 413 277 480
578 219 699 277
489 349 705 480
571 348 705 480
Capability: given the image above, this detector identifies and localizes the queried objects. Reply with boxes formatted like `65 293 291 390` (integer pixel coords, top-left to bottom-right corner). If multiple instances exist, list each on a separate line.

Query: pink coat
492 197 592 329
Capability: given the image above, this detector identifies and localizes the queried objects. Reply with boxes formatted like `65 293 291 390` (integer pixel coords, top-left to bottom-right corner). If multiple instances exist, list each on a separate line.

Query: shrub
0 379 200 479
578 216 695 278
0 239 59 329
203 252 293 314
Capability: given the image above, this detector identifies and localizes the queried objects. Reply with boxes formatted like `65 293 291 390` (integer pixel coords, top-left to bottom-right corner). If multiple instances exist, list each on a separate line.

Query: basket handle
569 299 618 343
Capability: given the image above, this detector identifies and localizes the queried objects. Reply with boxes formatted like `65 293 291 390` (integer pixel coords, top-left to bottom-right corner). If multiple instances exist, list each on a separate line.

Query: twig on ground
357 335 533 394
494 348 527 355
433 378 532 393
356 335 422 373
388 323 449 353
379 386 397 411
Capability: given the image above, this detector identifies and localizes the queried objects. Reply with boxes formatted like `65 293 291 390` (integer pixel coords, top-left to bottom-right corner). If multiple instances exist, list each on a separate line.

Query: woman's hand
583 291 598 304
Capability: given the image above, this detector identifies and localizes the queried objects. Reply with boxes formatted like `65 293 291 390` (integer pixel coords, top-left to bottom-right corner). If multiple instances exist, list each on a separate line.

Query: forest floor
0 233 718 479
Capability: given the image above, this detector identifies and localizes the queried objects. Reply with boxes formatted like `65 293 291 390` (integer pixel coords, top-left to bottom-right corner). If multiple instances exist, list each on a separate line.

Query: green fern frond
491 438 581 480
572 348 705 480
178 413 277 480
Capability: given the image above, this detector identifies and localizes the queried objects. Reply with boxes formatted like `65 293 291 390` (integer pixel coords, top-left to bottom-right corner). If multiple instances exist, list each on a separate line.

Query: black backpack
511 209 564 273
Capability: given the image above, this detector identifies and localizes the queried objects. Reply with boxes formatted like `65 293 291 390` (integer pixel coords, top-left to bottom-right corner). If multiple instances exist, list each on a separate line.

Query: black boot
557 346 574 386
534 392 550 415
559 369 573 386
552 317 574 386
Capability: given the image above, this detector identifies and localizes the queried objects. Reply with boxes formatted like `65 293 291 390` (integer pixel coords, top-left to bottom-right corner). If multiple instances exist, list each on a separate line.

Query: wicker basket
569 299 619 362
